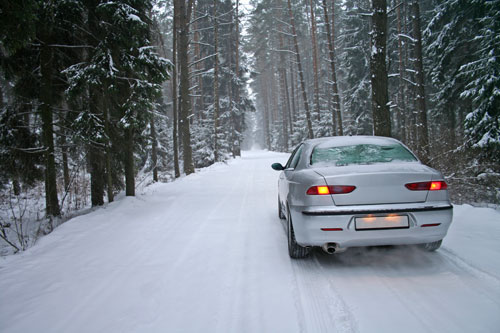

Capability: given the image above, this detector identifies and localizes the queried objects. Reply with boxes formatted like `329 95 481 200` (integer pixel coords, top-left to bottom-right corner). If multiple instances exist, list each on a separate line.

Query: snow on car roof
305 135 402 148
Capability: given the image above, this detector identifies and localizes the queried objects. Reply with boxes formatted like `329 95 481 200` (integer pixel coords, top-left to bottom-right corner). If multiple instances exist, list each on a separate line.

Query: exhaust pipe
322 243 337 254
322 243 347 254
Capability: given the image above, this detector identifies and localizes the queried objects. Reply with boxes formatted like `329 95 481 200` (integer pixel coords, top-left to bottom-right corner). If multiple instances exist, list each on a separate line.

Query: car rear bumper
290 202 453 248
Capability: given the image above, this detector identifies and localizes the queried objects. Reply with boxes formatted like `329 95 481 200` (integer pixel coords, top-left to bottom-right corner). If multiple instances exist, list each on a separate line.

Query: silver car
272 136 453 258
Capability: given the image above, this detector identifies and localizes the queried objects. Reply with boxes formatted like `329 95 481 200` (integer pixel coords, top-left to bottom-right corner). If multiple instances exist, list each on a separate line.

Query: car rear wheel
421 240 442 251
287 210 310 259
278 197 285 219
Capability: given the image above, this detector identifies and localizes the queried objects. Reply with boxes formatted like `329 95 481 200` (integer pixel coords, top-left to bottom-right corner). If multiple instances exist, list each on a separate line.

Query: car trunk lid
313 163 435 206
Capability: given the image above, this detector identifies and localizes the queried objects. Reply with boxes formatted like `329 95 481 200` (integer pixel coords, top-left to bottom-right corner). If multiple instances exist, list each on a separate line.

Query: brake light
405 181 447 191
306 185 356 195
317 186 330 195
430 181 446 190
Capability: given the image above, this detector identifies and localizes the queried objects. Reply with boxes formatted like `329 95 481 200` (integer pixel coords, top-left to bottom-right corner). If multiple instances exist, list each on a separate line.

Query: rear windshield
310 143 417 166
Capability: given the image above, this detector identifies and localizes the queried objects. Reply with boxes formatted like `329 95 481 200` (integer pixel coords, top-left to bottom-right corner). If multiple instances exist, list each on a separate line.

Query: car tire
278 197 285 220
421 240 442 252
287 210 310 259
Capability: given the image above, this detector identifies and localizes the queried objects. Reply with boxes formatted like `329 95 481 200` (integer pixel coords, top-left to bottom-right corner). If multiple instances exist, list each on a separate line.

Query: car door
279 144 304 207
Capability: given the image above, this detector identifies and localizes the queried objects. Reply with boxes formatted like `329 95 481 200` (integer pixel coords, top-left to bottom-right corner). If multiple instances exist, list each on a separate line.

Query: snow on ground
1 150 499 333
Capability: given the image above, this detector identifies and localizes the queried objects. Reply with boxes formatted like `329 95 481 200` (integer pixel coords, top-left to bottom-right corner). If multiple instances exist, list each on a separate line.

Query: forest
0 0 499 253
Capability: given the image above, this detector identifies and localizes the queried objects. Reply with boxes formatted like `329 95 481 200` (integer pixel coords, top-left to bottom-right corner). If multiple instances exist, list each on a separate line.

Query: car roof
303 135 402 148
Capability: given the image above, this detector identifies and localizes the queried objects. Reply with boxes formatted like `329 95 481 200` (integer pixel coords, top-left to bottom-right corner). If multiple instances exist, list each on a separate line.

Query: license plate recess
355 215 409 230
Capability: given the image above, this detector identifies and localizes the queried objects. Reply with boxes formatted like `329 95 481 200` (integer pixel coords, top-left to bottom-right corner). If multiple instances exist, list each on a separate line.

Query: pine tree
337 0 372 135
1 0 85 216
0 0 42 191
424 0 477 149
65 0 171 197
459 0 500 152
188 0 251 160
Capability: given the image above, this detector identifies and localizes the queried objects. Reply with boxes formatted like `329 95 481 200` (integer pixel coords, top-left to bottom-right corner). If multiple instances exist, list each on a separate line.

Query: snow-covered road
1 150 499 332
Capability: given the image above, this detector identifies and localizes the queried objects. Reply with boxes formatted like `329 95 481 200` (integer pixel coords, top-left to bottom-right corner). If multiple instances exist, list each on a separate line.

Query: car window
285 144 303 169
310 143 417 166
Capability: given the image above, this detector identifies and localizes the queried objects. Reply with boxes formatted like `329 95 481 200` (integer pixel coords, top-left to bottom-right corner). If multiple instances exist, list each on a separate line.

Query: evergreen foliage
336 0 372 135
459 0 500 151
1 0 171 210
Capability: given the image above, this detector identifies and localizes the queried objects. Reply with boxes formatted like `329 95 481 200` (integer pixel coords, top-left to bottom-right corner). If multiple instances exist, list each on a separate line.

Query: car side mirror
271 163 285 171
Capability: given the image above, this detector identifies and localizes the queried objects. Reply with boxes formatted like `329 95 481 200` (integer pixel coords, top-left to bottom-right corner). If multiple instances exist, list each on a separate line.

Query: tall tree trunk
104 150 114 202
39 25 60 217
287 0 314 139
103 100 114 203
402 2 416 147
233 0 241 157
192 2 202 121
278 27 289 151
172 0 181 178
229 78 236 157
277 0 290 150
323 0 343 135
60 106 70 191
151 113 158 182
176 0 194 174
213 0 221 162
261 72 271 150
396 0 407 142
89 88 104 206
308 0 322 123
61 141 70 191
89 146 104 206
284 61 294 138
289 57 297 125
370 0 391 137
226 18 236 158
271 67 279 124
411 0 429 163
124 127 135 196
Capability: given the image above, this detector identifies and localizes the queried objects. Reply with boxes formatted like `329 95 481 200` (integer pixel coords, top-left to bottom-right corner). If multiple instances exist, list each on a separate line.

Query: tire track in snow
440 247 500 287
213 159 255 332
55 163 248 332
363 257 437 333
354 247 500 332
290 262 308 333
290 255 358 333
157 163 247 274
437 248 500 307
312 254 359 333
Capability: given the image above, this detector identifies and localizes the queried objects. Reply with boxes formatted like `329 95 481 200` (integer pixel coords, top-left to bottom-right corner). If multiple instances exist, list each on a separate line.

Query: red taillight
405 181 447 191
306 186 326 195
306 185 356 195
321 228 343 231
317 186 330 195
430 181 446 190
